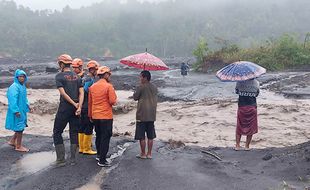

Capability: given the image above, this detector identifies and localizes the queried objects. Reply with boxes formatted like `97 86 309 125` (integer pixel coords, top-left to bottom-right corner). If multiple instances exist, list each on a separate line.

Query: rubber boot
83 135 97 155
78 133 84 153
70 144 78 165
55 144 66 167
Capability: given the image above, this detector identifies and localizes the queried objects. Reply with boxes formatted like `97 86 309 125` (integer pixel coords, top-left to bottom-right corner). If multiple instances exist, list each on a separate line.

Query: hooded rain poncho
5 69 29 132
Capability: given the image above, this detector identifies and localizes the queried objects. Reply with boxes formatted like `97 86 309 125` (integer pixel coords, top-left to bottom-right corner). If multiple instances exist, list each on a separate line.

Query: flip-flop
15 147 30 152
136 154 147 159
146 155 152 159
233 147 243 151
244 148 251 151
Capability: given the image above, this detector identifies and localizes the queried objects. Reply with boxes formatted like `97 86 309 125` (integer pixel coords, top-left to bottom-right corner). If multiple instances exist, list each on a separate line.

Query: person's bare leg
15 132 29 152
235 133 242 150
146 139 153 158
8 133 17 147
139 139 146 157
245 135 253 150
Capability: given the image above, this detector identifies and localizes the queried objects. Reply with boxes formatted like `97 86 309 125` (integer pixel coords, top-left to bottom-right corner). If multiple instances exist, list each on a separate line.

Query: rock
167 139 185 149
0 70 13 76
124 131 132 136
46 63 59 73
31 99 58 115
262 153 273 161
8 66 16 72
113 102 135 114
304 147 310 161
29 70 37 76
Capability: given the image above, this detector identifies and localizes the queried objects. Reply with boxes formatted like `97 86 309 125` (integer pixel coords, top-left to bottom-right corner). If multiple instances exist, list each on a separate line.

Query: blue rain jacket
5 69 29 132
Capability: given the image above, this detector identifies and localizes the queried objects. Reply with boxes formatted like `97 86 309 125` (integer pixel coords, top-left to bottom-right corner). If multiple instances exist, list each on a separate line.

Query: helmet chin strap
58 62 64 72
59 62 70 72
103 73 111 82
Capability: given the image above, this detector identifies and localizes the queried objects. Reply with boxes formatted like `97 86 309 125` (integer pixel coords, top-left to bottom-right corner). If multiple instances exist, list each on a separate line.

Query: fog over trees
0 0 309 58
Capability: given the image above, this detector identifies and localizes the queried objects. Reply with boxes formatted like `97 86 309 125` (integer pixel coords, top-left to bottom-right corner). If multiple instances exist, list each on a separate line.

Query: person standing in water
235 78 260 151
180 62 189 77
53 54 84 166
5 69 31 152
133 70 158 159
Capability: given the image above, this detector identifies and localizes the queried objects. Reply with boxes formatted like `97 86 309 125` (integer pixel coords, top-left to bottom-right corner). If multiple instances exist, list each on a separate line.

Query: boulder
46 63 59 73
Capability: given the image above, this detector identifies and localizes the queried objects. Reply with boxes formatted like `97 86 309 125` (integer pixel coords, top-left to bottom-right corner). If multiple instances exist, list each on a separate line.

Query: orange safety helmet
57 54 72 64
97 66 111 75
87 60 100 70
72 58 84 68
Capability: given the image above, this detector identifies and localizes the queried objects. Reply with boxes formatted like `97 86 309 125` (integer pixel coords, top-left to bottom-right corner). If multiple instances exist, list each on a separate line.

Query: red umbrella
120 51 169 71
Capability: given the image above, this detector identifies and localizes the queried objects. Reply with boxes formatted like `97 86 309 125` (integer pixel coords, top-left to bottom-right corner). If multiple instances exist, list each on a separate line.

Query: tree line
0 0 309 59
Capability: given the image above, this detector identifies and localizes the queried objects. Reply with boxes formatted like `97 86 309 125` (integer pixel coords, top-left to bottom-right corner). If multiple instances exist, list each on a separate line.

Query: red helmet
87 60 100 70
72 58 83 68
57 54 72 64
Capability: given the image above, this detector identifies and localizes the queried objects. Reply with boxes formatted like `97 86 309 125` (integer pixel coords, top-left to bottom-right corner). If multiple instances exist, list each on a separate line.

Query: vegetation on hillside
0 0 310 59
193 34 310 72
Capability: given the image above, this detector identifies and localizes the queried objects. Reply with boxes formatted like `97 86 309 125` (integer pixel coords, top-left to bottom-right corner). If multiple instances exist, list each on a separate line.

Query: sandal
233 147 243 151
146 155 152 159
15 146 30 152
136 154 147 159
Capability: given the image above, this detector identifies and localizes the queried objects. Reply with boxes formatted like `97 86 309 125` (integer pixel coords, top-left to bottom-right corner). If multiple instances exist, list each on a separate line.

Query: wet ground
1 60 309 101
0 135 309 190
1 60 310 189
0 135 134 190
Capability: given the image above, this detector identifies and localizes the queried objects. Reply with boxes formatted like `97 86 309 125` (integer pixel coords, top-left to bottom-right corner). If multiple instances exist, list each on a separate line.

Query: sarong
236 106 258 136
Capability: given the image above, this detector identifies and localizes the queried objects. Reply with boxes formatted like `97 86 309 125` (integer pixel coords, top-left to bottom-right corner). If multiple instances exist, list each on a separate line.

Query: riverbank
0 60 309 189
0 134 309 190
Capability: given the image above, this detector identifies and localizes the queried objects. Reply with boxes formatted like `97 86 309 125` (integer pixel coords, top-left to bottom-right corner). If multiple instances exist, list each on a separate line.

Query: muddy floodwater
0 60 309 190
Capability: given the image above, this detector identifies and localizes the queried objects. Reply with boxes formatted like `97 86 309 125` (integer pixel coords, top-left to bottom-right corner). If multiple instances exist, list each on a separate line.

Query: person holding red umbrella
120 50 164 159
133 70 158 159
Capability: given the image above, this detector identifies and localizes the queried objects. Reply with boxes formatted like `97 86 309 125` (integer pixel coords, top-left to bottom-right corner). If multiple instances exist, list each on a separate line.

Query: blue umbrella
216 61 266 82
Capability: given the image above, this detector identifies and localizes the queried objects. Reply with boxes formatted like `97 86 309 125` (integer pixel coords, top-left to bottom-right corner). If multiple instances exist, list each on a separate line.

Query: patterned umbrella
120 51 169 71
216 61 266 82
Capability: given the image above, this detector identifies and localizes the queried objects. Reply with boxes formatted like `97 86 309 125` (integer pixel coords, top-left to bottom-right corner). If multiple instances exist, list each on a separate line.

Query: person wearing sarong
235 79 259 151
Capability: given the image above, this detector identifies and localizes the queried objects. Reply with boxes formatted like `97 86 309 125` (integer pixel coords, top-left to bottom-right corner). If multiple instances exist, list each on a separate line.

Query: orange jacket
88 79 117 119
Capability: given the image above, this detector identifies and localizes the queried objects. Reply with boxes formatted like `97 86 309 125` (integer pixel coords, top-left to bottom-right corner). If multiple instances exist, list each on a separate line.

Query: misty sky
13 0 168 10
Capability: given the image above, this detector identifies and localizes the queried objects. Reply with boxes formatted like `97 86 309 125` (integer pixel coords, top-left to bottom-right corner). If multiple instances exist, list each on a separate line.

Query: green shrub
199 34 310 71
192 37 209 71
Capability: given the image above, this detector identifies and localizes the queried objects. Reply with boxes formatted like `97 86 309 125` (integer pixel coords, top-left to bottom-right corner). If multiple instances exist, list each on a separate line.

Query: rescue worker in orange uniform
88 66 117 167
78 60 100 155
53 54 84 167
72 58 85 78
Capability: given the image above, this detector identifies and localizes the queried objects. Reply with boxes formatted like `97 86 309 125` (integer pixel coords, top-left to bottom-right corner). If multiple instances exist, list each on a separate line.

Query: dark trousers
53 103 79 145
93 119 113 162
79 109 94 135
